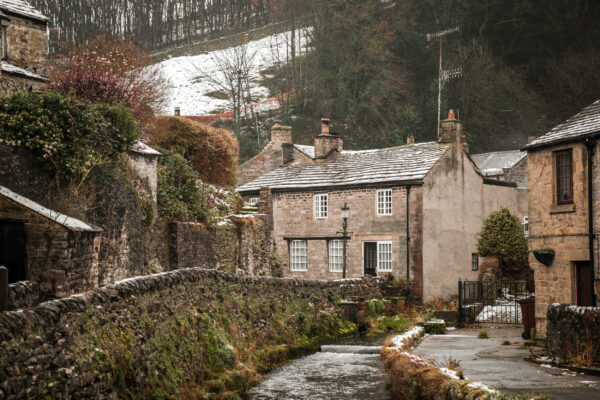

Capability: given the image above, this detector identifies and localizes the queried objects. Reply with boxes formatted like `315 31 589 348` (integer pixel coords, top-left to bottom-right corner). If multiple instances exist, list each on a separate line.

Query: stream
247 334 393 400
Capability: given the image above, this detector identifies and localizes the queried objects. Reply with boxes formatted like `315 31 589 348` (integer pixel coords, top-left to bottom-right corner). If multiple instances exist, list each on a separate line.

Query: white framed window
314 193 328 219
377 241 393 272
377 189 392 215
290 240 308 271
329 239 343 272
249 197 259 205
522 216 529 237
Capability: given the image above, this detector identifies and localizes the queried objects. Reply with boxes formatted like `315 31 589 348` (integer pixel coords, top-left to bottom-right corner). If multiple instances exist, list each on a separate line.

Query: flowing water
247 334 393 400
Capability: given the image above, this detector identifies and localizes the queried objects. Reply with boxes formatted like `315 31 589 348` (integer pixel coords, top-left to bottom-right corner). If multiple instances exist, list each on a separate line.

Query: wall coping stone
0 268 382 342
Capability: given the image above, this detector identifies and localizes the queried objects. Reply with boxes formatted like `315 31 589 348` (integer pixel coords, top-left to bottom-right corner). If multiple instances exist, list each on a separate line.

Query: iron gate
457 280 530 325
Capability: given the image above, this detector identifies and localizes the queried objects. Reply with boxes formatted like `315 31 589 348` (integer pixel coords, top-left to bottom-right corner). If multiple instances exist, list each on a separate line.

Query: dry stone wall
0 268 382 399
546 303 600 364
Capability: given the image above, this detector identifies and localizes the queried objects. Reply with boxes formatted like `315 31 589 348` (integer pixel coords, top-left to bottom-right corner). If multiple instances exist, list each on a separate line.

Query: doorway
364 242 377 276
0 221 27 283
575 261 593 306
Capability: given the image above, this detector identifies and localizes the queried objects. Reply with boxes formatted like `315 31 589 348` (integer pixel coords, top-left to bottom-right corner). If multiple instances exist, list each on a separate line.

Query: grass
501 340 511 345
478 331 488 339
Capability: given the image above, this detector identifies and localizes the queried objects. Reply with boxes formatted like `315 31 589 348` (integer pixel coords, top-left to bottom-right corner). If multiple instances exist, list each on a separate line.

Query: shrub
0 90 138 179
148 117 239 187
478 331 488 339
157 148 207 222
477 208 528 267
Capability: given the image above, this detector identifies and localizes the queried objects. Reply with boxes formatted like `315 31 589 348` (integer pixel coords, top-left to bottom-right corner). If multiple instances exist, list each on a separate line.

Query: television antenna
427 26 461 138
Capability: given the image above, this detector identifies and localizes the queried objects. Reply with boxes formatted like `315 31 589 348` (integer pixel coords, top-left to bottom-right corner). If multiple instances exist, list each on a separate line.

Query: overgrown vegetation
0 90 138 180
477 208 528 272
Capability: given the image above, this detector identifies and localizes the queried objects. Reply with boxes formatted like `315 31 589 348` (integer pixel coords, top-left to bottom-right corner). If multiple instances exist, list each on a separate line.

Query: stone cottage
0 185 102 299
524 100 600 337
0 0 49 95
471 150 528 188
237 114 527 300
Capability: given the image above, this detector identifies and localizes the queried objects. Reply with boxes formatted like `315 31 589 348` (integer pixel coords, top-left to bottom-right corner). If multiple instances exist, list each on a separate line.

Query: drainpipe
585 138 597 306
406 186 411 282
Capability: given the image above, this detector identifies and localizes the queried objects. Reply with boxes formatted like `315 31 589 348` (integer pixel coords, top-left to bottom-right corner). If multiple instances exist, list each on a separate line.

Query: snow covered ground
154 29 310 116
475 302 522 323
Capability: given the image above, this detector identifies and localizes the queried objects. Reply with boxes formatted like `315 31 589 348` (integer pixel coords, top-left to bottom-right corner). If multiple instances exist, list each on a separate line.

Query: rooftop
1 62 48 81
526 100 600 149
237 141 452 193
131 141 161 156
0 185 102 232
471 150 526 176
293 144 315 159
0 0 47 22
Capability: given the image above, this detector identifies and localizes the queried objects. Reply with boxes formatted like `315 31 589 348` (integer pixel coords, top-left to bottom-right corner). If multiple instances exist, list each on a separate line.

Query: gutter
406 186 411 282
585 138 597 306
237 180 425 196
523 131 600 152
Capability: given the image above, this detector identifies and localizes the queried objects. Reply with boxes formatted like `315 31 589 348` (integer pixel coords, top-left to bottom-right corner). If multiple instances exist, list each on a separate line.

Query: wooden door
576 262 593 306
364 242 377 276
0 221 27 283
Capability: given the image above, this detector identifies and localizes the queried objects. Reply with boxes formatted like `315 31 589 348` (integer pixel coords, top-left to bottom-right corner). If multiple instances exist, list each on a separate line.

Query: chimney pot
321 118 330 135
448 109 456 120
407 135 415 145
174 107 181 116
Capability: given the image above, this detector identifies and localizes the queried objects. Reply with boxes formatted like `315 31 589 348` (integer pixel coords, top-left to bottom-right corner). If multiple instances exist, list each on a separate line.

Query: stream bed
247 334 393 400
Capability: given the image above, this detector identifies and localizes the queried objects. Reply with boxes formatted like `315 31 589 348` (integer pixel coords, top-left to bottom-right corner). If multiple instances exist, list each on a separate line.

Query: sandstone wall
4 16 48 73
0 268 382 399
546 304 600 364
504 157 528 188
527 143 590 337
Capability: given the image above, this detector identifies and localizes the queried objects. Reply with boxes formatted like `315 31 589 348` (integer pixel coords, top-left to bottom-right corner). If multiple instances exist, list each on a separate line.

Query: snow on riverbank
155 29 310 116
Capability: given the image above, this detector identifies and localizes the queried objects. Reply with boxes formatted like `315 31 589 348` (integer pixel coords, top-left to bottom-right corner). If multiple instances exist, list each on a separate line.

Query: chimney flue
174 107 181 116
321 118 330 135
448 109 456 120
407 135 415 145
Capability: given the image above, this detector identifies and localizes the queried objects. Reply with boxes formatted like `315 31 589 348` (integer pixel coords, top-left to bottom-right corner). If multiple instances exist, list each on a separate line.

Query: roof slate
526 100 600 149
237 141 452 193
294 144 315 159
471 150 526 176
0 185 102 232
1 62 48 81
0 0 47 22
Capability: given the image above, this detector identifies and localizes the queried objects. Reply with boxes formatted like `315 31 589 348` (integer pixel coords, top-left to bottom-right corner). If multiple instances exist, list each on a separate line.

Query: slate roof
526 100 600 149
131 141 161 156
237 142 452 193
1 62 48 81
0 185 102 232
0 0 47 22
294 144 315 159
471 150 526 176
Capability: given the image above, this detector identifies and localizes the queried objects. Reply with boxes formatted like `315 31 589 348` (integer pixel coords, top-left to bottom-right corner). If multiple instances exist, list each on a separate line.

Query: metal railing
458 280 530 325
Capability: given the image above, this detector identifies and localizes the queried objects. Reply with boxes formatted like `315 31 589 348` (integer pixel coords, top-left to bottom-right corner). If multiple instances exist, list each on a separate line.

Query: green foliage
367 299 385 316
0 90 138 179
424 320 446 335
478 331 488 339
202 330 236 373
156 148 207 222
501 340 511 345
477 208 528 266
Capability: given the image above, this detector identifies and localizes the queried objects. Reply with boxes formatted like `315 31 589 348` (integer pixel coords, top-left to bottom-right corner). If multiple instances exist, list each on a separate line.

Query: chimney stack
282 143 295 164
315 118 343 159
438 109 464 144
174 107 181 116
270 122 292 150
407 135 415 145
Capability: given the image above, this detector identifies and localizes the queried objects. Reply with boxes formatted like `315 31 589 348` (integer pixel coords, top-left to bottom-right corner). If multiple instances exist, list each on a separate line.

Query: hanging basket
533 249 555 266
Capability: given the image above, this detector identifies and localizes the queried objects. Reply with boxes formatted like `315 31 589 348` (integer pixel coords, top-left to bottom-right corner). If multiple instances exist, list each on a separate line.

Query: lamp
341 202 350 278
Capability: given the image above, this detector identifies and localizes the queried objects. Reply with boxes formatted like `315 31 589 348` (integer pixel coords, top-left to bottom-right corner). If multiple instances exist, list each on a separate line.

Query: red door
576 262 594 306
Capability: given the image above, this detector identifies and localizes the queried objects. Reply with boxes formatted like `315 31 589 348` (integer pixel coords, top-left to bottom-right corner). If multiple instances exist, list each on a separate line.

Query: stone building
525 100 600 337
0 0 49 96
238 114 527 300
0 185 102 300
471 150 528 188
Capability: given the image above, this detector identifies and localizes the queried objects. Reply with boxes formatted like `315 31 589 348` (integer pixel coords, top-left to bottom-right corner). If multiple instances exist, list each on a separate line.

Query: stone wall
0 268 383 399
167 214 273 275
7 281 40 310
546 304 600 364
0 73 47 97
0 195 101 300
504 157 528 188
527 143 590 337
4 15 48 73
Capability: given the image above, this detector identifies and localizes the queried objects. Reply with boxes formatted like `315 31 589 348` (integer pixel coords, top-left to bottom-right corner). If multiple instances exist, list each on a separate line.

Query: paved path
414 328 600 400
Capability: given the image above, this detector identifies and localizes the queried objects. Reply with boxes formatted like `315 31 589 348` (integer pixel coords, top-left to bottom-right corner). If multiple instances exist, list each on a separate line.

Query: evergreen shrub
477 208 528 267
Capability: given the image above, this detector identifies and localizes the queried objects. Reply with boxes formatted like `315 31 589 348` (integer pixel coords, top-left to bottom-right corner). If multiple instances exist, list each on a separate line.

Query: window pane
314 194 328 218
290 240 307 271
377 189 392 215
472 253 479 271
329 240 343 272
377 242 392 272
556 150 573 204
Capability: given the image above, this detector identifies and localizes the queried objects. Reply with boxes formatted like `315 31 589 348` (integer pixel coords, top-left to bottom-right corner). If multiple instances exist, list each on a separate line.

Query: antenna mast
427 26 461 138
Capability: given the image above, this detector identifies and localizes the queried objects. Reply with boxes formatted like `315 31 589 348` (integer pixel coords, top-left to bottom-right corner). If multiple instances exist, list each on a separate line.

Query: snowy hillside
156 29 309 116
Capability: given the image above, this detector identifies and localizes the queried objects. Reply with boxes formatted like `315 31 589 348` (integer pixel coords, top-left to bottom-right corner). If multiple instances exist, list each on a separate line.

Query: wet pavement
247 334 392 400
414 328 600 400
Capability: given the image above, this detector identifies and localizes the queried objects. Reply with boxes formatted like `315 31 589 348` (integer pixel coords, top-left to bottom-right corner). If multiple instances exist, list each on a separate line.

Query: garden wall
0 268 382 399
546 303 600 364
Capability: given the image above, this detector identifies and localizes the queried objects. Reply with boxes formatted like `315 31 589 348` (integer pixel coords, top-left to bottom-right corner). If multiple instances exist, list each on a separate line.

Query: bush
148 117 239 187
0 90 138 179
477 208 528 267
157 148 207 222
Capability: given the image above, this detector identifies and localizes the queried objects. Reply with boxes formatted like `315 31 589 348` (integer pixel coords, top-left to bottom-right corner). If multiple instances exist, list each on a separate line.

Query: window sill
550 203 575 214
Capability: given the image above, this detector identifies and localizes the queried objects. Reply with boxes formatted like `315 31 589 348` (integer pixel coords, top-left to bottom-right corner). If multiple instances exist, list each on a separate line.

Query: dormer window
314 193 328 219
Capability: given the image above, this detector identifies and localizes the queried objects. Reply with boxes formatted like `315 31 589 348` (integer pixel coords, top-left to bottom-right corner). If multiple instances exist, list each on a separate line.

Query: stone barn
0 185 102 299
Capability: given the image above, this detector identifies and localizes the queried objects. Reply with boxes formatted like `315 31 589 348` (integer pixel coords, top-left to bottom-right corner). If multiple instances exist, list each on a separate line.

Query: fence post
0 266 8 312
457 278 463 327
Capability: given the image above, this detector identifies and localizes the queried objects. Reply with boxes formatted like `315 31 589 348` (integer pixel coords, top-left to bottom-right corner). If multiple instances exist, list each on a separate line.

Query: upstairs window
377 189 392 215
328 240 343 272
290 240 307 271
555 149 573 204
314 193 328 219
472 253 479 271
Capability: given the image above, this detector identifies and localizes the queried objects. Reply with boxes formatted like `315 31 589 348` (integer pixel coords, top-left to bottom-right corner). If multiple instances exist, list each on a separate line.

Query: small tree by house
477 208 529 276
